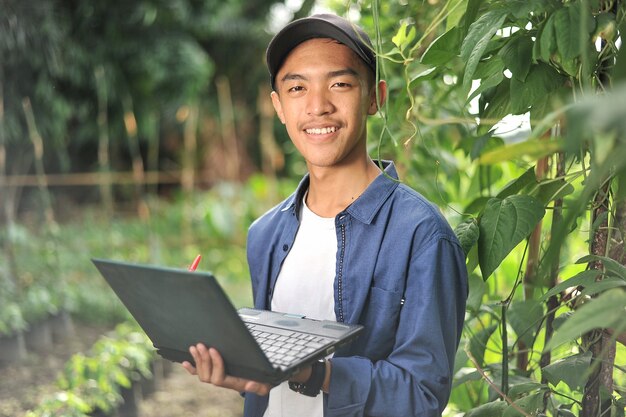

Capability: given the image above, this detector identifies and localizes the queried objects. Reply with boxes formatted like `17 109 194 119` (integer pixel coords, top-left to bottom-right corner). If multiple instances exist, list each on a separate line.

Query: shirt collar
280 160 400 224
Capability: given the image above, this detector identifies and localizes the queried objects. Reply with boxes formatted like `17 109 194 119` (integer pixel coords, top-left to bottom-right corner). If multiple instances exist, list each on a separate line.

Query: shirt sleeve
326 236 468 417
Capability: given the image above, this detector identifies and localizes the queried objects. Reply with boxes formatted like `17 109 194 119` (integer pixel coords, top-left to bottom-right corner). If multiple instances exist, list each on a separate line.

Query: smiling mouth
305 126 337 135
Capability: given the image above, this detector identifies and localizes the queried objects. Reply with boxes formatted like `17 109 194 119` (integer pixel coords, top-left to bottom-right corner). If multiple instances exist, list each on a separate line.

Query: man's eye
288 86 305 93
333 82 351 88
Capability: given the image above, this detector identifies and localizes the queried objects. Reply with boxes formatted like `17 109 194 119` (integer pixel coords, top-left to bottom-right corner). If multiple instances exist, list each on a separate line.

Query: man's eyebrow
279 68 360 84
280 73 307 83
328 68 360 79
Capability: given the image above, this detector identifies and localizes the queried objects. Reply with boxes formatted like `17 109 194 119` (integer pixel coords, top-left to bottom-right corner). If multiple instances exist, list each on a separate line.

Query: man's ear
270 91 286 124
367 80 387 115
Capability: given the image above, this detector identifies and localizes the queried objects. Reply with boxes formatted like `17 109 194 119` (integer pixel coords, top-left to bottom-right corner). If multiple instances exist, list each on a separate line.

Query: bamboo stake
540 150 564 411
22 97 56 227
216 76 240 180
122 94 148 220
94 66 114 214
181 103 199 193
257 84 283 177
146 111 160 195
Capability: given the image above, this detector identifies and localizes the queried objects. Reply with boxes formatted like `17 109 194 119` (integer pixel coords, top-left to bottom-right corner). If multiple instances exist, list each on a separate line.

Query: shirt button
282 244 289 251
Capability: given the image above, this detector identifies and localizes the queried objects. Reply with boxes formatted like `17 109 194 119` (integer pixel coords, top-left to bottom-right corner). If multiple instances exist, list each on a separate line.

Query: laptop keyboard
246 323 332 368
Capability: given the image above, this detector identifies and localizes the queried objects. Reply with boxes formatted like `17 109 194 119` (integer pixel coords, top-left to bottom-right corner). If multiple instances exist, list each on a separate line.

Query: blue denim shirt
245 161 468 417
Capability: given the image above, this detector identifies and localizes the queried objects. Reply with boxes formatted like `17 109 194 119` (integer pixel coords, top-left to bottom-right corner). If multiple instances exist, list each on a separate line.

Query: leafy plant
334 0 626 415
27 322 154 417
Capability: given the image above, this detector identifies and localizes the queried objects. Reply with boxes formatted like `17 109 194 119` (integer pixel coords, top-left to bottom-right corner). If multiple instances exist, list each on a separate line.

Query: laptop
91 258 363 385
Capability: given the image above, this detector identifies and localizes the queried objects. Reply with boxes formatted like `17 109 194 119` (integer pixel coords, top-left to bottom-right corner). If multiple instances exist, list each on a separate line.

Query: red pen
188 254 202 271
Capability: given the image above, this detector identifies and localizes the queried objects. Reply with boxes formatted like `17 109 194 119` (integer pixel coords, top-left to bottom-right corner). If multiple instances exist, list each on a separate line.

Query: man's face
270 38 383 170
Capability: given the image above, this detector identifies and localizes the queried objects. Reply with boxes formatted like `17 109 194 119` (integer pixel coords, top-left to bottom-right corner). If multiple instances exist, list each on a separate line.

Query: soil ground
0 319 243 417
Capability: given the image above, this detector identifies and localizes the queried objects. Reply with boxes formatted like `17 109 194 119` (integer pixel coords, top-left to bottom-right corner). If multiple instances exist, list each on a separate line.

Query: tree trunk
581 180 616 417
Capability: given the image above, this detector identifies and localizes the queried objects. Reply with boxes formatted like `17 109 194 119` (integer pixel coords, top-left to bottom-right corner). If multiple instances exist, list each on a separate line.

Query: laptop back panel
92 259 363 385
92 259 275 378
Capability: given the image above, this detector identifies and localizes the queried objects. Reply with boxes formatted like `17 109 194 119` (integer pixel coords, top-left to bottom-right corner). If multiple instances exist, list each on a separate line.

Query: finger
207 347 226 384
208 349 251 390
196 343 213 382
181 361 197 375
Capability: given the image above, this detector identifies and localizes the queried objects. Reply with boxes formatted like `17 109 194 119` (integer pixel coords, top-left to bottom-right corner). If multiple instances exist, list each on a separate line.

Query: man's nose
306 87 334 116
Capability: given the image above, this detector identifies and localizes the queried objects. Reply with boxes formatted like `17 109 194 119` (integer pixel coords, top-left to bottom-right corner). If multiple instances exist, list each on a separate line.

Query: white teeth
306 126 337 135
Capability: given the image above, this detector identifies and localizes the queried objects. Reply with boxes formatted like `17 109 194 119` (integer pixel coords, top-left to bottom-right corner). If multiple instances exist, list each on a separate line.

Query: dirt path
139 364 244 417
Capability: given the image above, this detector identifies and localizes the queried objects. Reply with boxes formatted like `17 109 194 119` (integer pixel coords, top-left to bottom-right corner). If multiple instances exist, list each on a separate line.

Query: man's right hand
182 343 272 396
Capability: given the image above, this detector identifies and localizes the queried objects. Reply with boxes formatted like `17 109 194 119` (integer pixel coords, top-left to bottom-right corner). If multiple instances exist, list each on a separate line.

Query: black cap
266 14 376 89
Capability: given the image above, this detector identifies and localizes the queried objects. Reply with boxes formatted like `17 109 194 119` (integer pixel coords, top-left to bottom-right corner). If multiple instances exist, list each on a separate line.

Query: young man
184 14 468 417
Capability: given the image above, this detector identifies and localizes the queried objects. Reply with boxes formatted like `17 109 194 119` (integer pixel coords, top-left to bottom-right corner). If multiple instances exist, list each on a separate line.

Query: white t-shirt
263 196 337 417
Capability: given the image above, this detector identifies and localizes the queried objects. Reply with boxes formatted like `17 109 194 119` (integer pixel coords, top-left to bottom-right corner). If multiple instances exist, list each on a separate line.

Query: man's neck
305 158 382 218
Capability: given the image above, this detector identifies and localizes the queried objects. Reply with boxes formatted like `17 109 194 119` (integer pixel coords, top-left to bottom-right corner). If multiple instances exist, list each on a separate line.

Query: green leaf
507 382 547 399
530 178 575 205
503 0 550 19
453 367 482 387
545 289 626 350
474 56 505 79
460 10 508 92
612 21 626 81
467 72 505 105
465 400 507 417
421 28 460 66
538 13 557 62
564 83 626 154
459 0 486 39
410 67 439 84
477 80 511 134
554 4 582 61
478 195 545 280
540 270 602 301
503 392 545 417
496 167 536 199
467 272 487 313
464 196 492 215
542 351 592 391
510 63 567 114
592 12 617 41
478 138 564 165
508 299 544 347
499 35 533 81
578 277 626 297
460 132 505 161
446 0 468 30
392 22 416 52
576 255 626 280
468 324 498 366
455 218 480 255
453 342 470 373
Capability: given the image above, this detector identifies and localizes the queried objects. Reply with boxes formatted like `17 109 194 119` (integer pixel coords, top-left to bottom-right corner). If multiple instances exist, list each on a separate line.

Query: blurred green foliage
0 174 296 333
